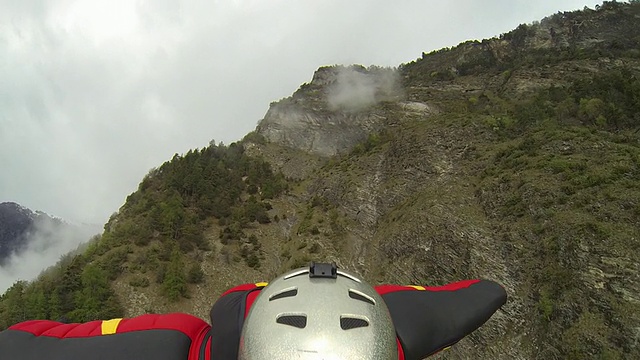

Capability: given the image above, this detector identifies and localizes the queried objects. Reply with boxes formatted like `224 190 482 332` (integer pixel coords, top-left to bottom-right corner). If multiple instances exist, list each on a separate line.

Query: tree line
0 141 288 328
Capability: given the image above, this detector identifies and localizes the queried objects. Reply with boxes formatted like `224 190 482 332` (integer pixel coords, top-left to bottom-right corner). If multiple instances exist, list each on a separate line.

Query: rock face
406 0 640 97
257 102 380 157
248 4 640 358
256 65 425 156
0 202 34 263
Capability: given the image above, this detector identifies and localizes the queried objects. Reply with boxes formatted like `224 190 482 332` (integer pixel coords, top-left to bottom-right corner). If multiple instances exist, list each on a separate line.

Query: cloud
327 66 401 112
0 0 603 228
0 218 100 293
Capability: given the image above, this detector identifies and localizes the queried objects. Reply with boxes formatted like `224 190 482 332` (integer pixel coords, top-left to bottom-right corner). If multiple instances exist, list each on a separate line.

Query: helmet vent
340 316 369 330
348 289 376 305
276 314 307 329
269 288 298 301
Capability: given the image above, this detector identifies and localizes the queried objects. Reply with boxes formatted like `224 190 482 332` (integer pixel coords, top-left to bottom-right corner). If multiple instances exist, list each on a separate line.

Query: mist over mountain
0 202 100 292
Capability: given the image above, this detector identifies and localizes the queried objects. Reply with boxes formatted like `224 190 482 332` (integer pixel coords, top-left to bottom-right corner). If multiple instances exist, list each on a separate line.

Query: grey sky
1 0 602 225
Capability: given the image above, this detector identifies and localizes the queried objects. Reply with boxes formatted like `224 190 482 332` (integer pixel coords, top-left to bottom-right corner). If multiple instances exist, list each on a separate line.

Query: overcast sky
1 0 602 225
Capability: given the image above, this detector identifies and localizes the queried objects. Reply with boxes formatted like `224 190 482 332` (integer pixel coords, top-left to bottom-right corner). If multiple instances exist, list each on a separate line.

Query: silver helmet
238 263 397 360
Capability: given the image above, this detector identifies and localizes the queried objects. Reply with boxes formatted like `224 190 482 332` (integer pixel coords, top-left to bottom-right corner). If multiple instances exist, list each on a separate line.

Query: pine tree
69 264 112 322
163 246 188 302
25 285 48 320
48 289 63 321
187 263 205 284
3 281 27 326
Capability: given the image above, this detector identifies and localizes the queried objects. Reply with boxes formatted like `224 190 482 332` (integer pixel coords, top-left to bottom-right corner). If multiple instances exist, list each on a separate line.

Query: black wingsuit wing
376 279 507 360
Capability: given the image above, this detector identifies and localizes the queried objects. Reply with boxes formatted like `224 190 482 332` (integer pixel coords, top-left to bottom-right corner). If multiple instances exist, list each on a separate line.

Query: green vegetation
104 142 287 297
474 124 639 358
0 248 124 329
403 1 640 86
464 67 640 135
186 264 205 284
399 34 640 356
118 143 286 250
163 246 188 302
0 141 288 327
240 234 263 269
393 5 640 355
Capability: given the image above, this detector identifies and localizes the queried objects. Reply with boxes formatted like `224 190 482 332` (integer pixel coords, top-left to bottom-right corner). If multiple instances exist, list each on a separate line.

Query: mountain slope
2 2 640 359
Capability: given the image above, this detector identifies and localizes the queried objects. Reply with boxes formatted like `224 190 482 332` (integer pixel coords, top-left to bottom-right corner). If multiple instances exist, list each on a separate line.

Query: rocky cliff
256 65 437 156
247 3 640 358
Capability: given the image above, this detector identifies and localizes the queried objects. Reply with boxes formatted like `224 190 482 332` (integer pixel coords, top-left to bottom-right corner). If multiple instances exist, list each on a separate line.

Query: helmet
238 263 397 360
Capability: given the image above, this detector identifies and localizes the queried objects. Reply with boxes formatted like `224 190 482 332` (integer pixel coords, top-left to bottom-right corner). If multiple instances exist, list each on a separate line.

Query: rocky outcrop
257 101 384 157
404 1 640 91
256 65 433 156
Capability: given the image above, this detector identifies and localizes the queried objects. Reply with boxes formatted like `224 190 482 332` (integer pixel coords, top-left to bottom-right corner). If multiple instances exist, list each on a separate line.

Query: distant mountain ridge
0 202 44 264
0 202 97 265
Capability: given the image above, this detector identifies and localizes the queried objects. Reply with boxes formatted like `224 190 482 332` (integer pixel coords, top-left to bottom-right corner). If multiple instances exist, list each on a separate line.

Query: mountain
0 202 79 264
0 202 100 291
1 1 639 358
0 202 35 263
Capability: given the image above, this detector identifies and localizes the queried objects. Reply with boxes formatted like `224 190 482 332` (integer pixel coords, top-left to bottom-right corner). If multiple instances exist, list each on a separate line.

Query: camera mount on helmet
309 261 338 279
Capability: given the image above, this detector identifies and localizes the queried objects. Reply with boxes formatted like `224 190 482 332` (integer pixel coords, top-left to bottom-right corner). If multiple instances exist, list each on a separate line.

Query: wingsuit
0 265 507 360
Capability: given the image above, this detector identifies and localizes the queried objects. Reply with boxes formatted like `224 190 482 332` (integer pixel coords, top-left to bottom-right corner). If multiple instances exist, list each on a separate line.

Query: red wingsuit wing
376 279 507 360
0 313 210 360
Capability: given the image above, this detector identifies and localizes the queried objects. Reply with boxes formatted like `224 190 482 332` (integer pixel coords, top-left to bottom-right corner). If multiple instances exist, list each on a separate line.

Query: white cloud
326 66 401 112
1 0 603 227
0 218 99 293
